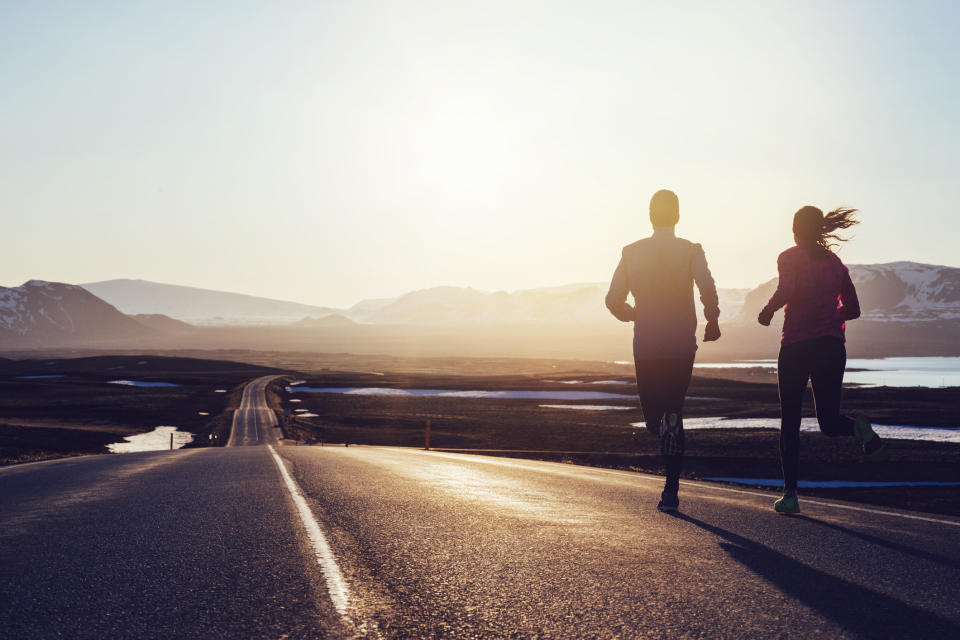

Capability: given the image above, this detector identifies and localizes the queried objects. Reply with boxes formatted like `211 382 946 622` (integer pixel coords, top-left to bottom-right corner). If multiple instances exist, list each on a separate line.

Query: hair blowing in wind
792 206 860 250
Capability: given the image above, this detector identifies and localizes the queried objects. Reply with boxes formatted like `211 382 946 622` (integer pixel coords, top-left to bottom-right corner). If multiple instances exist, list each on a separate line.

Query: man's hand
757 307 774 327
610 303 635 322
703 320 721 342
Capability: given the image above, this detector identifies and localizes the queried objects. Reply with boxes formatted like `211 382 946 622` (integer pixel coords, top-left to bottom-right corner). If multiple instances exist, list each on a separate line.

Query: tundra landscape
4 3 960 638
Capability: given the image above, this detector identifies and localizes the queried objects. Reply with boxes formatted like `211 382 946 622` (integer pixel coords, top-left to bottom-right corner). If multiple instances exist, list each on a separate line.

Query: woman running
758 205 886 514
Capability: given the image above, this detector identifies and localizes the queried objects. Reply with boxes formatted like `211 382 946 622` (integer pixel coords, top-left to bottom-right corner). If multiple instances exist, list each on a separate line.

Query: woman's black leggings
778 336 855 490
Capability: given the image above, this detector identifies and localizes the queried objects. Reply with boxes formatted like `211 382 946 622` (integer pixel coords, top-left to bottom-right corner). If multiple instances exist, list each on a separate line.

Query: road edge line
267 444 352 618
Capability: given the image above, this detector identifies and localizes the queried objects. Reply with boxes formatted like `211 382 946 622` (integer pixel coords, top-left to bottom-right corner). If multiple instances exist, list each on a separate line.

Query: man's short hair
649 189 679 227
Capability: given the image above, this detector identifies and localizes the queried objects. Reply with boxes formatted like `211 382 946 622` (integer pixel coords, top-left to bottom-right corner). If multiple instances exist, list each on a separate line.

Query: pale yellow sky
2 1 957 307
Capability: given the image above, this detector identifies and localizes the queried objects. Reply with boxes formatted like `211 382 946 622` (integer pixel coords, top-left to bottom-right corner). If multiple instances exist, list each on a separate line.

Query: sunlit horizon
3 1 958 308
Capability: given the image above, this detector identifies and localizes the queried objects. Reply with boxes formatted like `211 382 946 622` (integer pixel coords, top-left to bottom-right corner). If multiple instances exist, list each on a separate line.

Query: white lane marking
381 448 960 528
268 444 352 618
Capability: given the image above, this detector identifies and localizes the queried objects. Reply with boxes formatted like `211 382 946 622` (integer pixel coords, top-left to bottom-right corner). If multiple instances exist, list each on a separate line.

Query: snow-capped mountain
738 262 960 322
0 281 153 347
853 262 960 321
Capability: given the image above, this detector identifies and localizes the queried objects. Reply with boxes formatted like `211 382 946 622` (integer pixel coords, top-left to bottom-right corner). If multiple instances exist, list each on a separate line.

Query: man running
606 189 721 512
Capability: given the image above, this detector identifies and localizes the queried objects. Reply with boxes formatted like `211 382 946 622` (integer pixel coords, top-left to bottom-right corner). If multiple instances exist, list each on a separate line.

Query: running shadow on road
669 513 960 639
793 514 960 570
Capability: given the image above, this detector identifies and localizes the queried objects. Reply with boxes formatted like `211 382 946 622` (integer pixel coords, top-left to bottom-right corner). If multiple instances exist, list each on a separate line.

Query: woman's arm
839 267 861 321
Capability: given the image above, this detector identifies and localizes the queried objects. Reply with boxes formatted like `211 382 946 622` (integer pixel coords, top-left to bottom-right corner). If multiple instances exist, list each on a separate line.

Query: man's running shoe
853 414 887 462
659 412 682 457
774 490 800 514
657 490 679 513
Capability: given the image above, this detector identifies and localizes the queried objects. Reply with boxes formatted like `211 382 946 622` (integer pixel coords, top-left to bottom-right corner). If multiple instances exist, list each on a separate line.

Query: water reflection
108 426 193 453
287 386 634 401
643 417 960 443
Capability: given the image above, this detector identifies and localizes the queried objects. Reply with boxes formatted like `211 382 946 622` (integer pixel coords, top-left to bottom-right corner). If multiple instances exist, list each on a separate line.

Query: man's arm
605 255 635 322
692 244 721 341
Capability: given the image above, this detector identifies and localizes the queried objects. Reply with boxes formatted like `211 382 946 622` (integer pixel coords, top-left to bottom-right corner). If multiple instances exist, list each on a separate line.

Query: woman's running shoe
774 490 800 514
853 414 887 462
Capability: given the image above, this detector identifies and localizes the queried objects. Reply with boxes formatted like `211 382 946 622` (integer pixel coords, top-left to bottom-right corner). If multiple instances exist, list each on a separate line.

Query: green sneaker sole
774 496 801 514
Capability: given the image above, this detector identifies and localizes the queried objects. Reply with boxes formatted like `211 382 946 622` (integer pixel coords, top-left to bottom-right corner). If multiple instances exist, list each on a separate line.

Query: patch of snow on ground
198 412 209 416
214 389 227 393
108 426 193 453
296 413 319 418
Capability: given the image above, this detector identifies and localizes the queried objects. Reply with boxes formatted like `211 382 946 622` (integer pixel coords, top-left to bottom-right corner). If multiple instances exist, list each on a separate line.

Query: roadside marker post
425 420 431 450
170 432 174 451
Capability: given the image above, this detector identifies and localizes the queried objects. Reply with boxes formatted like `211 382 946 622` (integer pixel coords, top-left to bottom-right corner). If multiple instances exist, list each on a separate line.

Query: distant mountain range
2 260 959 358
81 279 339 326
81 263 960 327
81 279 750 326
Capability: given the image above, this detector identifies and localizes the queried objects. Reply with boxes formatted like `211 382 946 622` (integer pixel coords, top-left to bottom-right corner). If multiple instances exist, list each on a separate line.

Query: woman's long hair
793 205 859 251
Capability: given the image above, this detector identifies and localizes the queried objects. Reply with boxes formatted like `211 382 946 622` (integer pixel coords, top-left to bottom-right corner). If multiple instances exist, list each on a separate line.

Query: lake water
108 380 180 388
539 404 634 411
287 386 725 403
704 478 960 489
635 417 960 444
548 380 632 385
697 357 960 388
107 426 193 453
287 386 636 401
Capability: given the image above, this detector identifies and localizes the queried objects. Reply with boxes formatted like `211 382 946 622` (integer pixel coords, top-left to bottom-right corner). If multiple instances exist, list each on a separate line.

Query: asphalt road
2 376 959 639
225 375 282 447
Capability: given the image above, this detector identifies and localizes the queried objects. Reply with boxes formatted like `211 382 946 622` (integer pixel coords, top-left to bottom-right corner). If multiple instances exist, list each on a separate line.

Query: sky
1 1 958 308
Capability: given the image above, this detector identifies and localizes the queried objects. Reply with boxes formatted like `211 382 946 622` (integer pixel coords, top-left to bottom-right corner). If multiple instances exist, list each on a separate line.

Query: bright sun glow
1 2 957 306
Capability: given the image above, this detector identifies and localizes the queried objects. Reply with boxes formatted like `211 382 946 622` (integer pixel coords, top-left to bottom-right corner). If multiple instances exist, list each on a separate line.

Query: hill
0 281 152 348
294 314 357 328
82 279 339 326
131 314 197 334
